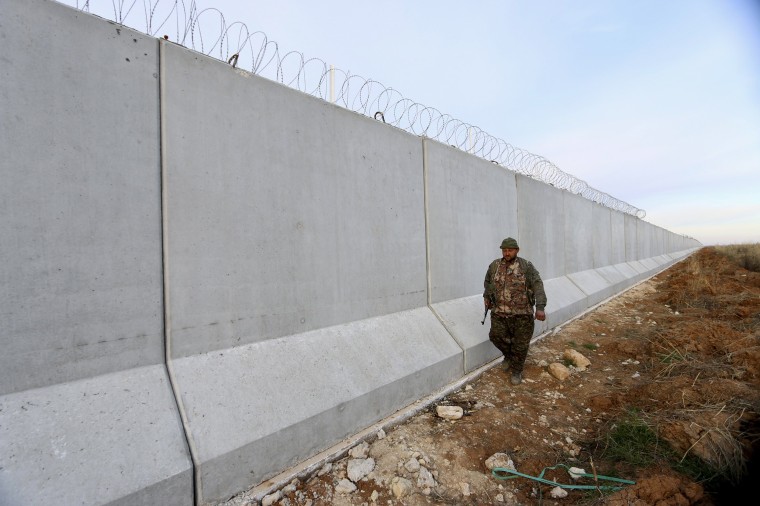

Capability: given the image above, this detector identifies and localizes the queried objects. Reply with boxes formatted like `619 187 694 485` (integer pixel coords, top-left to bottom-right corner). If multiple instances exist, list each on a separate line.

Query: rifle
481 307 489 325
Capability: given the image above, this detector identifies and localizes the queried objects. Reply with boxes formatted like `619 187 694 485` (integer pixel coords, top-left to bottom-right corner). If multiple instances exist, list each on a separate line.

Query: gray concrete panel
652 254 672 268
541 277 588 334
624 215 639 261
563 193 594 273
567 269 616 308
516 176 564 279
162 44 427 357
654 227 666 256
666 235 677 252
610 211 627 264
0 0 164 394
613 262 642 283
637 221 655 258
424 140 519 303
591 205 613 268
596 265 635 293
432 296 502 372
0 366 192 506
638 257 660 277
172 309 461 503
627 261 649 282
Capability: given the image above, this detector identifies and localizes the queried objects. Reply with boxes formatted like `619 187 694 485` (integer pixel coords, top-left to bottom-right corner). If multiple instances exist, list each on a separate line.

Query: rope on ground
492 463 635 491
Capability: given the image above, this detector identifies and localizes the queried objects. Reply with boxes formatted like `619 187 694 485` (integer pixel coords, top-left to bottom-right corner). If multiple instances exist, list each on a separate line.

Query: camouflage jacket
483 257 547 312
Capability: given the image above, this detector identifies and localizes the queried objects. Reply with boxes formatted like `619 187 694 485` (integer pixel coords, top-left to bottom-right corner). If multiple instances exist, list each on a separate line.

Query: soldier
483 237 547 385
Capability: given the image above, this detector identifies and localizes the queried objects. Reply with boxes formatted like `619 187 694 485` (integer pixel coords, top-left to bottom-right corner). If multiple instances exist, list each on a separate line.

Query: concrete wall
0 1 702 504
1 2 193 505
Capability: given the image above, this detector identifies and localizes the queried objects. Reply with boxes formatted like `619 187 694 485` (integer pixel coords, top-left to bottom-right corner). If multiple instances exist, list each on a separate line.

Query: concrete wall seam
422 138 470 372
159 38 201 506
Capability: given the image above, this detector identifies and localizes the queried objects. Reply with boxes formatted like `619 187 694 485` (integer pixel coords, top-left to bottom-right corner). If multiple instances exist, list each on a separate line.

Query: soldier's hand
535 310 546 321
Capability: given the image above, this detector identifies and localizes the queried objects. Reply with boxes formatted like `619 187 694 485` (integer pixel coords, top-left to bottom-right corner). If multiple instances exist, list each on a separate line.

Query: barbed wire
59 0 645 218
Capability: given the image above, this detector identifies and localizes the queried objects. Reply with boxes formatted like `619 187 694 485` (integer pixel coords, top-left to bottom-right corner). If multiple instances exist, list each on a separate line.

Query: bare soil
237 247 760 505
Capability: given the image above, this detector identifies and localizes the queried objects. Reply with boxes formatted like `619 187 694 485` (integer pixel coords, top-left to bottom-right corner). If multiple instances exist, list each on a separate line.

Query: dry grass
585 246 760 499
714 242 760 273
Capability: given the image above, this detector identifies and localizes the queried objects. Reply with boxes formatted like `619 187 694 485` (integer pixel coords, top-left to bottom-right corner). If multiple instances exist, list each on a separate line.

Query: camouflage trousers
489 314 535 373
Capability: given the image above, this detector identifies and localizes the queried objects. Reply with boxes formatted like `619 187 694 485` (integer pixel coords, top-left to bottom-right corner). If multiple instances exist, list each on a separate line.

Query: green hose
492 463 635 491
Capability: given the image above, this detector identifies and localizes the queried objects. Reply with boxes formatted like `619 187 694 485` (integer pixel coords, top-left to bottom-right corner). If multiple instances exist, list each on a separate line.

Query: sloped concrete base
171 308 463 503
431 295 502 373
0 366 193 506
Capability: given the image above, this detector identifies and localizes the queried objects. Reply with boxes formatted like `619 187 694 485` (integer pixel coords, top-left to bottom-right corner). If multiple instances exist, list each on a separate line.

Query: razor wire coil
60 0 646 218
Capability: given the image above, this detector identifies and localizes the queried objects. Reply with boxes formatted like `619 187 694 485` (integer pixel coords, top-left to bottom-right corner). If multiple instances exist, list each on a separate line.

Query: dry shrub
715 243 760 273
628 245 760 487
658 411 745 483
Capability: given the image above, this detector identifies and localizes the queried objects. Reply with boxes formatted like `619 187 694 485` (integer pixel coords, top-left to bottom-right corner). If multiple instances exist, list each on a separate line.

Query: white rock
261 491 281 506
370 490 379 501
391 477 413 498
349 441 370 459
548 362 571 380
335 478 357 494
347 458 375 482
436 405 463 420
550 486 568 498
568 467 586 479
404 458 420 472
485 452 515 471
460 482 471 496
563 349 591 371
416 466 437 488
376 428 386 440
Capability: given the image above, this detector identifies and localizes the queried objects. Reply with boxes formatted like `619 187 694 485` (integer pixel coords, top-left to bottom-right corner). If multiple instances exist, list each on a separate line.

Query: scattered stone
563 349 591 371
548 362 571 380
460 482 471 496
261 490 281 506
485 452 514 471
376 428 386 440
568 467 586 479
550 486 568 498
335 478 357 494
281 482 297 494
416 466 437 488
347 458 375 482
370 490 379 502
349 441 370 458
403 458 420 472
435 405 463 420
390 477 413 498
317 462 332 476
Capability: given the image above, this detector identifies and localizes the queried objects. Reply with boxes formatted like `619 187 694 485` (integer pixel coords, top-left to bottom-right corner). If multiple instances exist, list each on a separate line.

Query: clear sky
66 0 760 245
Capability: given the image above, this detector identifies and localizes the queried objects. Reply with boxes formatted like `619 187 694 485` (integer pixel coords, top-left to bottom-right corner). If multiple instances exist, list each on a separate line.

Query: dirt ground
228 247 760 506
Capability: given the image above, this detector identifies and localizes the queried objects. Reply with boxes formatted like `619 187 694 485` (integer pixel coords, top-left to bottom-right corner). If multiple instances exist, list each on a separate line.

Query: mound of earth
221 247 760 506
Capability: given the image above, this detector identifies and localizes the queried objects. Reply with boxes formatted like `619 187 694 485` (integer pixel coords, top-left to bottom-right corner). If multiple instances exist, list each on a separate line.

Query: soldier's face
501 248 519 261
